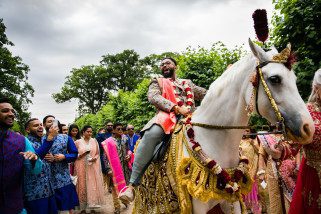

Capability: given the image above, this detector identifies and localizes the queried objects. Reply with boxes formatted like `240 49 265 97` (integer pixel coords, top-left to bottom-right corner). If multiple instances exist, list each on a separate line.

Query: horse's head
248 39 314 144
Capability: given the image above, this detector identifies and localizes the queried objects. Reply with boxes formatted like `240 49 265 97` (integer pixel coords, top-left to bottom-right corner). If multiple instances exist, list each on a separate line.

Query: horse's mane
201 49 277 108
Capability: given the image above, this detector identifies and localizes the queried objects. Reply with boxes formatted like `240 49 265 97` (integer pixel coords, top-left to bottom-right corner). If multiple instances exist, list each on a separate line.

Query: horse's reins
191 60 286 136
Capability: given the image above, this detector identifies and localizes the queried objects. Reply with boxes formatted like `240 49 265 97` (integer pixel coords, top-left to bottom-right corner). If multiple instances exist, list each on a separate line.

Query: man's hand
269 142 283 159
54 154 65 162
258 174 265 181
19 151 38 161
47 125 59 141
107 170 113 177
88 157 96 162
177 106 190 117
44 153 55 162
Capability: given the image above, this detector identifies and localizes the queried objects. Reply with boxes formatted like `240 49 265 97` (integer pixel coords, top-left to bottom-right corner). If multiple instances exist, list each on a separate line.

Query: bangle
256 169 266 176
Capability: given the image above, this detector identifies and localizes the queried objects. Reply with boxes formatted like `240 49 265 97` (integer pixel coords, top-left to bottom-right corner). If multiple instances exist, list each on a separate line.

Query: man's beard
106 127 113 132
162 68 174 78
29 131 42 140
0 121 13 129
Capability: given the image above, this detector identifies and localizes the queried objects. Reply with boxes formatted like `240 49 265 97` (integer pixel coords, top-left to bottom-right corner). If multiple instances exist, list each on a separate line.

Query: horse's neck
191 57 255 168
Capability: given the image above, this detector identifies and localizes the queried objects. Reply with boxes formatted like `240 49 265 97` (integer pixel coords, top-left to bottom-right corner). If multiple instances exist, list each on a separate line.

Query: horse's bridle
191 60 287 136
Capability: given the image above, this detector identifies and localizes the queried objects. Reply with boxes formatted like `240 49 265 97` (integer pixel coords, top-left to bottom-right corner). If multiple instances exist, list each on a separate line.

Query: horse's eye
268 75 282 84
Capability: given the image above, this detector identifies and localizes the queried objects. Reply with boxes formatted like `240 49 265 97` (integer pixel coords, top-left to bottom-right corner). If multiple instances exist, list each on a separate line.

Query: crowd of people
0 98 140 214
0 57 320 214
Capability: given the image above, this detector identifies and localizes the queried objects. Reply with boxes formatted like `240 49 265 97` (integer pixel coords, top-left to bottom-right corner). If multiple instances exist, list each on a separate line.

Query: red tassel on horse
252 9 269 43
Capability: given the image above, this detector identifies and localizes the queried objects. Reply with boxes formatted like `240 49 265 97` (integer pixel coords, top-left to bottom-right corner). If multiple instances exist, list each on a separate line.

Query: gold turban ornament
272 43 291 63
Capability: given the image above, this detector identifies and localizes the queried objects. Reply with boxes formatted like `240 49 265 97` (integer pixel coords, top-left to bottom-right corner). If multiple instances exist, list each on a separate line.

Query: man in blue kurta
24 118 59 214
125 124 140 153
43 115 79 212
0 98 42 214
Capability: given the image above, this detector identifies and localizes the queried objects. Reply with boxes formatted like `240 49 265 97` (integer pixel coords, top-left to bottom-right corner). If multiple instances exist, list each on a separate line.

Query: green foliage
109 79 155 129
100 50 147 91
74 79 154 131
271 0 321 100
177 42 245 89
52 65 112 114
74 103 115 133
0 19 34 131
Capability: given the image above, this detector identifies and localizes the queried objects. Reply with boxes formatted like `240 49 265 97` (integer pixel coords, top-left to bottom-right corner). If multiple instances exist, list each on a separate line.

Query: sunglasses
115 127 123 131
127 128 134 130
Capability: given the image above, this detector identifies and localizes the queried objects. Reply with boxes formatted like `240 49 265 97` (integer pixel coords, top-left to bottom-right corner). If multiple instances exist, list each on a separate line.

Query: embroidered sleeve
189 80 207 101
148 78 176 112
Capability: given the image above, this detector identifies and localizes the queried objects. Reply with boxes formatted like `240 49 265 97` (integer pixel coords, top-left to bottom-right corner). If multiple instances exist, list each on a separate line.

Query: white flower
213 165 222 174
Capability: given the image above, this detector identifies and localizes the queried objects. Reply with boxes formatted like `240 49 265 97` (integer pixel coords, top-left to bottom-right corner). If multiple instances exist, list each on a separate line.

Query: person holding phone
43 115 79 213
24 118 59 214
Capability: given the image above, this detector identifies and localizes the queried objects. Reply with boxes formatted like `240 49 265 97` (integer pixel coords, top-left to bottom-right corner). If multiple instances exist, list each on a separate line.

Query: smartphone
52 119 59 127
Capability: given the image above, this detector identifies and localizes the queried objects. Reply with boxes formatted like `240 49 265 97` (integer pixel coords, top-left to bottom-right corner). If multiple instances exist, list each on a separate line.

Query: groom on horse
119 57 207 203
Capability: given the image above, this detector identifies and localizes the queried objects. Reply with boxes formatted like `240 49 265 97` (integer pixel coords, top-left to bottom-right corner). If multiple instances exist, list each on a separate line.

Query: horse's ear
248 38 269 62
270 46 278 55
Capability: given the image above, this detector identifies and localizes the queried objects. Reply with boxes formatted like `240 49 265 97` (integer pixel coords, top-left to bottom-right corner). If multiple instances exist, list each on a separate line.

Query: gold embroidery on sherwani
308 191 313 206
317 194 321 209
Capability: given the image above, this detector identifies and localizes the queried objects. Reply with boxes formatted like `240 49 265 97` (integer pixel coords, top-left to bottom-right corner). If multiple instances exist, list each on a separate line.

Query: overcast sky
0 0 273 125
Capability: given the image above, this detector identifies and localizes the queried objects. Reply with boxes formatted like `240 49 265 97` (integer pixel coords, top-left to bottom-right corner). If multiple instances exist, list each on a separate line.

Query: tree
109 79 155 129
0 19 34 130
271 0 321 100
177 42 245 89
100 50 147 91
52 65 112 114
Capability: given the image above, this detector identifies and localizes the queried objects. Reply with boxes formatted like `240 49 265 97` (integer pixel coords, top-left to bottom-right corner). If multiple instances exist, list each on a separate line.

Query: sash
155 78 178 134
101 138 127 194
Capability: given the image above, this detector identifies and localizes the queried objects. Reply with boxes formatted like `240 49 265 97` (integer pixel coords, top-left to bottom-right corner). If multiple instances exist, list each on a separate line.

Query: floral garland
171 79 194 111
185 115 249 194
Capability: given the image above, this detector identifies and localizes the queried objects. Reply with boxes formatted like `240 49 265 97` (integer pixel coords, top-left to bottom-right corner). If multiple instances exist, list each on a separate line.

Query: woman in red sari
287 69 321 214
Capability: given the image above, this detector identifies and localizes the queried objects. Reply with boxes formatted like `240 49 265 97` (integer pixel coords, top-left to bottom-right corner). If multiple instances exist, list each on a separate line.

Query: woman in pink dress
74 125 105 212
287 69 321 214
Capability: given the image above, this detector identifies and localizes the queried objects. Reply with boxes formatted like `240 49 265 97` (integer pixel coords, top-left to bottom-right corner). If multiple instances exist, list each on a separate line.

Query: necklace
171 79 194 111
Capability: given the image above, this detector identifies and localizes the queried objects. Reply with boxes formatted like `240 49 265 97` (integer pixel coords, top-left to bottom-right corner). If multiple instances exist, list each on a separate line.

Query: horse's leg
219 200 242 214
192 198 222 214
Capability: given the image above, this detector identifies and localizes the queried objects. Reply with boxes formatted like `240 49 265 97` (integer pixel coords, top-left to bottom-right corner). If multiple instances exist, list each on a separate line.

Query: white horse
189 39 315 213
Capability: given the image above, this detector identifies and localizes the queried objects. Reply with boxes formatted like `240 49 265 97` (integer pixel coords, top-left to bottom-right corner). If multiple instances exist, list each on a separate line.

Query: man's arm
64 136 78 162
36 139 53 159
190 81 207 101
